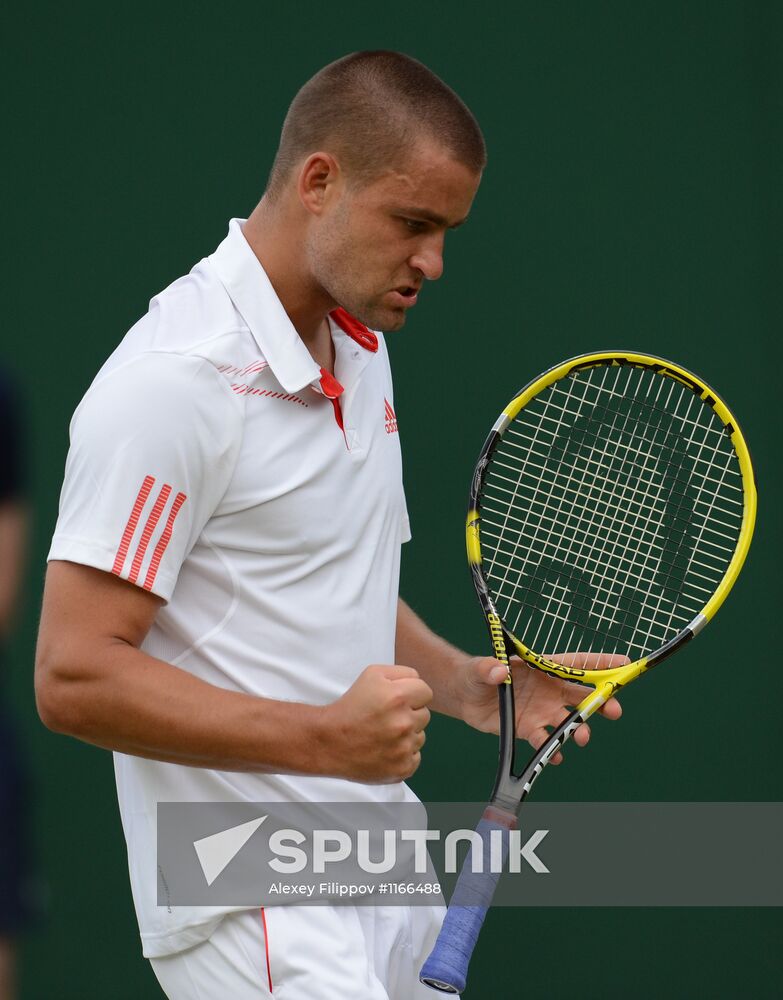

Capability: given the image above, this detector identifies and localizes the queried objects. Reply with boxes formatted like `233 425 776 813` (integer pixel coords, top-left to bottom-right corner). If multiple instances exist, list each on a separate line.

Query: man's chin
351 305 408 333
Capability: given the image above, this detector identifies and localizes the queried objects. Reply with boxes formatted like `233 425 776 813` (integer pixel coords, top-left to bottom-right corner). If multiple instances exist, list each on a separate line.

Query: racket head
467 351 756 691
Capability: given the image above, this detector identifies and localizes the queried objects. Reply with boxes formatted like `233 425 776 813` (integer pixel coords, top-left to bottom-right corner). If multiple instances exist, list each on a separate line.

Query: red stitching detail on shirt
142 491 187 591
230 384 309 406
112 475 155 576
216 360 270 378
260 908 273 993
239 361 269 377
129 483 172 584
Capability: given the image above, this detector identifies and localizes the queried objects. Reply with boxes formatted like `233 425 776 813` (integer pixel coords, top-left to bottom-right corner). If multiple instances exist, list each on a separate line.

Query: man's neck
242 199 336 371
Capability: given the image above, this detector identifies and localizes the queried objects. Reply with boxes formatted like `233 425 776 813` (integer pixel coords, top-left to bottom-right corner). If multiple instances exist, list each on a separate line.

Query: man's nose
409 237 445 281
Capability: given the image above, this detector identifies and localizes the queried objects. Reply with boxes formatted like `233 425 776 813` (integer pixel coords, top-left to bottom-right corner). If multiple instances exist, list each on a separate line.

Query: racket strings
479 363 744 663
514 382 732 656
490 372 737 657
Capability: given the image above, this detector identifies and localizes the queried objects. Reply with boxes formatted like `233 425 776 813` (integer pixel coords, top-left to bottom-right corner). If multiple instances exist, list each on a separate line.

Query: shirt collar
208 219 377 396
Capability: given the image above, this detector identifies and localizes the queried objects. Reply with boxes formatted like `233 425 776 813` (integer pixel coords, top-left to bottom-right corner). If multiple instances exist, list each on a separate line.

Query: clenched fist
319 665 433 783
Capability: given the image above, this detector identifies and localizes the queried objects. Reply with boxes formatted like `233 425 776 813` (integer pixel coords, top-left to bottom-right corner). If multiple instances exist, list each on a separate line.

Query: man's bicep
35 560 164 733
39 560 163 657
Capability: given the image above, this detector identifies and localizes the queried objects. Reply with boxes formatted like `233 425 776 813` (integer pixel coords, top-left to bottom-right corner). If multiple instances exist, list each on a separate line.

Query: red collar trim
318 367 344 399
329 308 379 353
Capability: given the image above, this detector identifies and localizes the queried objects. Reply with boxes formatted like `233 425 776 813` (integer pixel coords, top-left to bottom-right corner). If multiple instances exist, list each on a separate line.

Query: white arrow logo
193 816 267 886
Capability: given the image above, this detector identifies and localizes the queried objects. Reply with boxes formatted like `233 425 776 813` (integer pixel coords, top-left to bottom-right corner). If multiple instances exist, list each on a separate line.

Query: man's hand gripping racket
420 352 756 994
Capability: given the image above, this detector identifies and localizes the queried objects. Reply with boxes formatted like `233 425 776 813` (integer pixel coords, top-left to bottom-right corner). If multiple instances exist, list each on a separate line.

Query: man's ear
297 151 342 216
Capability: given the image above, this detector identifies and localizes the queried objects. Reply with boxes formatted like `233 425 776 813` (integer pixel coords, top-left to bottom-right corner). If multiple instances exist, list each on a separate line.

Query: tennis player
35 51 621 998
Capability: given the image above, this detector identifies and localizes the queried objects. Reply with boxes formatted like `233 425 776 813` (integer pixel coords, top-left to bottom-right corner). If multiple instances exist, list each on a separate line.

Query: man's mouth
389 286 420 307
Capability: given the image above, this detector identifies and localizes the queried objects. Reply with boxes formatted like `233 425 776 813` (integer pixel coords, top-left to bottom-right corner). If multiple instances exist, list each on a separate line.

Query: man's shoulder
98 258 266 387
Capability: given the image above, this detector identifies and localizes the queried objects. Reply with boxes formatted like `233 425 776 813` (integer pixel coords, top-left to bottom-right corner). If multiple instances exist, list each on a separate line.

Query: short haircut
265 51 486 199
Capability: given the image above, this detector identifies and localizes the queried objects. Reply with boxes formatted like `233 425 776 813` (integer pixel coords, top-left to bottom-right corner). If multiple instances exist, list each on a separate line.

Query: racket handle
420 808 516 994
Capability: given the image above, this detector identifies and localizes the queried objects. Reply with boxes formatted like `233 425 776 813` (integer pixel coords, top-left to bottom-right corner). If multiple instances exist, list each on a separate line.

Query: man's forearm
37 638 332 773
395 598 471 719
36 561 340 775
36 564 436 782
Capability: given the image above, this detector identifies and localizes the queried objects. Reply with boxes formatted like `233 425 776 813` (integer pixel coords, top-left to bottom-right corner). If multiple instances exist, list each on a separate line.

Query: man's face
306 140 481 331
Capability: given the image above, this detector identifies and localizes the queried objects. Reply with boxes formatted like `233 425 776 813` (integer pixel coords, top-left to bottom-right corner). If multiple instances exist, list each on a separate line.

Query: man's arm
35 561 432 782
395 597 477 719
395 597 622 763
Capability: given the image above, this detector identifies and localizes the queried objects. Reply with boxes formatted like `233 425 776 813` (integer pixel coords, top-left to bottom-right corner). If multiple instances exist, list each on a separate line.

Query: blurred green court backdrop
3 2 780 997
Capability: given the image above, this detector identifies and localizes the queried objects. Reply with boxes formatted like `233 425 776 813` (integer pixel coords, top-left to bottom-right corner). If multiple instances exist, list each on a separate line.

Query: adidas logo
384 398 398 434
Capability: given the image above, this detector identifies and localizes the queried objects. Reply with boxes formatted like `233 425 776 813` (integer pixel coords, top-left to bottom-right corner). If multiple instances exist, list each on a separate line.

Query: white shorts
149 904 445 999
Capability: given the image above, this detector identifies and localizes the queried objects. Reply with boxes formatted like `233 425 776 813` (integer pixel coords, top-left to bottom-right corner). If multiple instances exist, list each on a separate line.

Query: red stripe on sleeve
129 484 172 584
141 491 187 591
112 475 155 576
259 908 273 993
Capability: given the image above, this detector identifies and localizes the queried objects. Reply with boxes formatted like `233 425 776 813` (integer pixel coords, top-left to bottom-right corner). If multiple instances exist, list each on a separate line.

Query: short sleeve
48 353 242 601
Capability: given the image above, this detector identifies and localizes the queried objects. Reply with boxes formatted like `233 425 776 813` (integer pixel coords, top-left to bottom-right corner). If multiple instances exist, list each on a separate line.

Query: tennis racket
420 351 756 994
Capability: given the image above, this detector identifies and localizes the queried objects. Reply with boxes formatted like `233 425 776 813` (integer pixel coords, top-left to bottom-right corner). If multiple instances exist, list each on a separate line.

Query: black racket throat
490 680 521 812
489 659 585 814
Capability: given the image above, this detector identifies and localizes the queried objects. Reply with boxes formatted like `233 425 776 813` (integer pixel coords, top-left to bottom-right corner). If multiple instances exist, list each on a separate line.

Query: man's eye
402 218 427 233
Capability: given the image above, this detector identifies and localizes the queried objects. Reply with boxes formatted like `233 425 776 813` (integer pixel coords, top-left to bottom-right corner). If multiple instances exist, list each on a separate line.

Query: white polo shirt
48 219 414 957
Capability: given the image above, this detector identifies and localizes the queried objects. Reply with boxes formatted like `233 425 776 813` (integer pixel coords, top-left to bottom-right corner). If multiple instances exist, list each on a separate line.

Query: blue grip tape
420 814 513 994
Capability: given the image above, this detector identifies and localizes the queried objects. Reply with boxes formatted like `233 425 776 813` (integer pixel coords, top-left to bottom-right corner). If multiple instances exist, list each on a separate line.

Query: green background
3 1 781 997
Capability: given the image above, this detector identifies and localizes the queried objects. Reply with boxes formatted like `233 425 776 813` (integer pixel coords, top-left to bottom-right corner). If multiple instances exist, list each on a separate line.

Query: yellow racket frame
467 351 757 710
